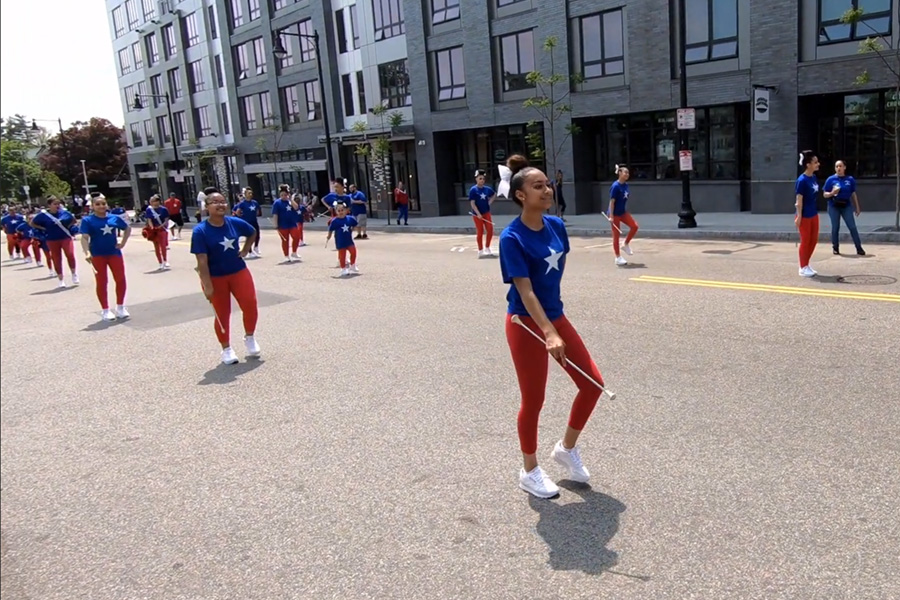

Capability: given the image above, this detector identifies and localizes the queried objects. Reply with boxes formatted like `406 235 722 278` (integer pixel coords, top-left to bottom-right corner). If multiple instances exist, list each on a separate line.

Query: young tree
841 7 900 231
254 121 286 177
523 35 583 216
351 105 403 217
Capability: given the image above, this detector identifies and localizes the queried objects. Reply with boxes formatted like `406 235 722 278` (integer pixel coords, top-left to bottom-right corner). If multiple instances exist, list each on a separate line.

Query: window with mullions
579 10 624 79
435 47 465 101
163 24 178 59
499 30 535 92
184 12 200 47
249 0 261 21
146 33 160 65
497 0 526 6
299 19 316 62
378 59 411 108
432 0 460 25
112 6 125 38
684 0 738 64
373 0 404 41
818 0 892 44
230 0 244 29
305 81 321 121
142 0 156 21
282 85 302 123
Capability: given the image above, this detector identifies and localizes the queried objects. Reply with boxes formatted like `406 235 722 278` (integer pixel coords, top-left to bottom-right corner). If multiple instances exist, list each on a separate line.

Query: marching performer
468 170 496 257
30 196 79 288
144 195 171 270
80 194 131 320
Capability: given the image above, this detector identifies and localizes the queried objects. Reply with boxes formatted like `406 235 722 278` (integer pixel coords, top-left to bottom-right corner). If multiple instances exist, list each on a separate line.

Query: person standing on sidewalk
349 184 369 239
823 160 865 256
233 187 263 257
395 181 410 226
608 165 639 267
795 151 821 277
164 192 184 240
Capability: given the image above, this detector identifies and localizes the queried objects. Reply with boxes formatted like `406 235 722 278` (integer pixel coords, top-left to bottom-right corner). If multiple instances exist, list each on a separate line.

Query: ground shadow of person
528 481 626 575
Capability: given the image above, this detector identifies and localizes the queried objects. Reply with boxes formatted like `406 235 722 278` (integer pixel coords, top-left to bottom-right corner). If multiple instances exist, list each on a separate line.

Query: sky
0 0 125 130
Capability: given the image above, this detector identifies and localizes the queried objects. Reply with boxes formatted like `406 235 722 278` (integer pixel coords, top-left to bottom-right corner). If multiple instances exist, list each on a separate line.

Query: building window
124 85 135 111
189 60 206 93
357 71 367 114
150 74 162 107
163 24 178 59
336 8 349 53
214 55 225 87
278 37 295 68
124 0 139 30
146 33 160 65
497 0 526 6
118 48 133 75
253 38 268 75
843 93 884 177
173 111 189 143
378 59 411 108
235 42 250 79
818 0 892 44
432 0 460 25
249 0 261 21
142 0 156 21
684 0 738 64
130 122 143 147
184 12 200 47
112 6 125 37
260 91 275 127
230 0 244 29
137 80 148 101
579 10 624 79
144 119 155 145
168 67 183 99
209 6 218 39
305 81 321 121
435 46 465 101
221 102 231 135
373 0 404 41
282 85 302 123
157 116 172 143
132 42 144 70
499 30 535 92
299 19 316 62
241 95 258 130
273 0 292 9
195 106 212 137
342 74 354 116
349 5 360 47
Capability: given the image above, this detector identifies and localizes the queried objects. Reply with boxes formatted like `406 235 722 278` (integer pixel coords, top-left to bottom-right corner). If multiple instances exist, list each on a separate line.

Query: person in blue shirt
271 184 302 262
233 187 263 258
348 183 369 239
144 195 171 270
498 154 606 499
326 201 360 276
823 160 865 256
191 187 261 365
12 218 37 265
608 165 640 266
79 194 132 321
30 196 79 288
322 179 352 221
1 205 25 260
468 171 496 257
795 150 821 277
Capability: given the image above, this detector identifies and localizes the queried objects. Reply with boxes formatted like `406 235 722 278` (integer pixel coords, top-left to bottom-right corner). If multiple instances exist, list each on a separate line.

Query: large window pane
581 16 602 63
500 31 534 92
685 0 709 44
819 0 847 21
602 11 624 59
711 0 737 38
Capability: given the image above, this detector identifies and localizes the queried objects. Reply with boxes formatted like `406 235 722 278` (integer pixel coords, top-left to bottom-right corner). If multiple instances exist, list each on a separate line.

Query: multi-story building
111 0 898 215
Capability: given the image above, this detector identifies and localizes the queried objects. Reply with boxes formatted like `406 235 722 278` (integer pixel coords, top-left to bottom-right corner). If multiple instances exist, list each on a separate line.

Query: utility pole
677 0 698 228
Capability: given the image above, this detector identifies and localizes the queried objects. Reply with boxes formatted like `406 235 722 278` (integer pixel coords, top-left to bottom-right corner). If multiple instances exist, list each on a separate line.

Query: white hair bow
497 164 512 198
614 164 620 174
798 153 803 166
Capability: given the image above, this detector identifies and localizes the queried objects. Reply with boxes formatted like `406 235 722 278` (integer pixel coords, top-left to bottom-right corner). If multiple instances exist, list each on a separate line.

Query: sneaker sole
222 358 239 365
551 451 591 483
518 481 560 499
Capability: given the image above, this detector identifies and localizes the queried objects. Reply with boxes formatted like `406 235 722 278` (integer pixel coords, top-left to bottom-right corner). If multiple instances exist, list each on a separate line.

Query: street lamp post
80 159 91 198
133 93 185 202
31 118 76 203
272 28 336 182
677 0 698 228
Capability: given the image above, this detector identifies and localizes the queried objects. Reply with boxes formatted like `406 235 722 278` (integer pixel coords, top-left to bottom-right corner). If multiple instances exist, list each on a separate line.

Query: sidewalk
153 211 900 244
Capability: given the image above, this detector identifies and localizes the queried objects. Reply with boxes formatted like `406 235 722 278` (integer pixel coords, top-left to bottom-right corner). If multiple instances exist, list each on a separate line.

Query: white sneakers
72 274 80 285
340 267 350 277
478 248 494 258
519 441 592 499
350 264 359 274
220 336 262 364
621 244 633 256
799 266 818 277
220 347 239 365
615 244 634 266
615 256 627 266
101 309 116 321
289 252 302 261
57 280 67 289
157 262 171 271
115 305 130 319
340 265 359 276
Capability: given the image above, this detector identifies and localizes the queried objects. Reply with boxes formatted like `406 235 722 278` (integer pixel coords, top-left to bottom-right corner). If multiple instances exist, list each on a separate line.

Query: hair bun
506 154 530 175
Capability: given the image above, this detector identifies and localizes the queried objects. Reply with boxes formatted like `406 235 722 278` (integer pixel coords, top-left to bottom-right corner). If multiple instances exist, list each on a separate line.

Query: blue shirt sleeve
270 201 279 217
190 226 208 255
485 186 496 199
794 178 805 195
499 233 529 284
823 176 835 193
467 186 477 201
80 218 94 236
348 216 358 226
848 177 857 194
328 219 338 232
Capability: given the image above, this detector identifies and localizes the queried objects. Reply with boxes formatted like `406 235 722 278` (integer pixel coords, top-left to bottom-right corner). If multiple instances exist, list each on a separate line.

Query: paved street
2 229 899 600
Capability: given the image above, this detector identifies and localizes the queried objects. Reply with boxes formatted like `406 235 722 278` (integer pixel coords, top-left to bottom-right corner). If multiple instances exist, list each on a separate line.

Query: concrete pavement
1 231 899 599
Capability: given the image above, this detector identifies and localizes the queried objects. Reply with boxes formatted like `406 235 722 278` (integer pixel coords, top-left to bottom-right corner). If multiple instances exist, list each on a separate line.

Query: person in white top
197 190 208 222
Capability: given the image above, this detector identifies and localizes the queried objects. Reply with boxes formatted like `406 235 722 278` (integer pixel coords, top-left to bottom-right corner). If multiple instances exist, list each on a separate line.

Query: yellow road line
631 275 900 302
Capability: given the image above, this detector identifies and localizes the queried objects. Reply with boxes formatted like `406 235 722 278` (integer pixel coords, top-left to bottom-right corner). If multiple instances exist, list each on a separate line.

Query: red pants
210 268 258 346
152 229 169 262
5 234 17 257
338 246 358 267
612 213 639 255
506 314 604 455
17 238 31 258
47 239 76 277
279 227 301 255
473 212 494 250
30 240 43 263
798 215 819 268
91 255 127 309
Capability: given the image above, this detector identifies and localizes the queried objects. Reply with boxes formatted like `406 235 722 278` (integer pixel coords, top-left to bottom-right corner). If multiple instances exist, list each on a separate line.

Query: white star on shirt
544 246 563 274
341 224 350 233
479 193 487 200
623 191 629 199
812 183 819 193
219 237 236 251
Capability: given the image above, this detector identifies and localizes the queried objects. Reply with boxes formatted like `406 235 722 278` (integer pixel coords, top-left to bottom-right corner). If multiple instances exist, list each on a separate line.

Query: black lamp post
133 92 185 202
272 27 336 182
677 0 697 228
32 118 76 203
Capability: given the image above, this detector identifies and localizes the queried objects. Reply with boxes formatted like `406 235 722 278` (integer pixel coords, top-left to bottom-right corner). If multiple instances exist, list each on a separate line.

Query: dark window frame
372 0 405 41
282 85 302 124
432 0 460 25
342 73 354 117
683 0 739 65
304 80 322 121
378 59 411 108
336 8 349 54
579 9 625 79
498 30 535 92
435 46 465 101
817 0 893 45
184 11 201 47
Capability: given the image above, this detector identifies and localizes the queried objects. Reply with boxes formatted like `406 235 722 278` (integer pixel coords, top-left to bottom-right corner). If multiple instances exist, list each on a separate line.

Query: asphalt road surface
2 230 899 600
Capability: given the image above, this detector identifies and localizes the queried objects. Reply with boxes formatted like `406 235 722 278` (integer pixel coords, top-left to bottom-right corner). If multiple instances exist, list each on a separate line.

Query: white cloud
0 0 125 129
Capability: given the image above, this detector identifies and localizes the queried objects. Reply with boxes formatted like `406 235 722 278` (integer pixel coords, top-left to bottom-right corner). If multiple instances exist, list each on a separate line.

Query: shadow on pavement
702 242 771 255
618 263 648 269
29 286 75 296
82 319 127 332
819 274 897 286
198 358 264 385
528 481 632 576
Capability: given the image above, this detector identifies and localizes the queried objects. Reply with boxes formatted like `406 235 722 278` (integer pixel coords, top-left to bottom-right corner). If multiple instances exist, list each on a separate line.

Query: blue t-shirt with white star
328 216 359 250
609 181 629 216
80 214 129 257
272 198 300 229
234 199 260 224
499 215 569 321
190 216 256 277
795 174 820 219
468 185 495 215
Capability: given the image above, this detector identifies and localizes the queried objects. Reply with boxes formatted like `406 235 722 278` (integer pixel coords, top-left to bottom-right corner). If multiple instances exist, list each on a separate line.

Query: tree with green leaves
841 7 899 231
523 36 583 216
351 105 404 216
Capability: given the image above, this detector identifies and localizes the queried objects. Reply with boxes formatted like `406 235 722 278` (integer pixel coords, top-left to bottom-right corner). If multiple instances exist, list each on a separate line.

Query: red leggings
47 239 76 277
5 234 17 257
473 212 494 250
152 229 169 262
612 213 639 255
506 313 604 455
210 268 258 346
29 240 43 263
17 238 31 258
279 227 301 255
798 215 819 268
91 255 127 309
338 246 358 267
